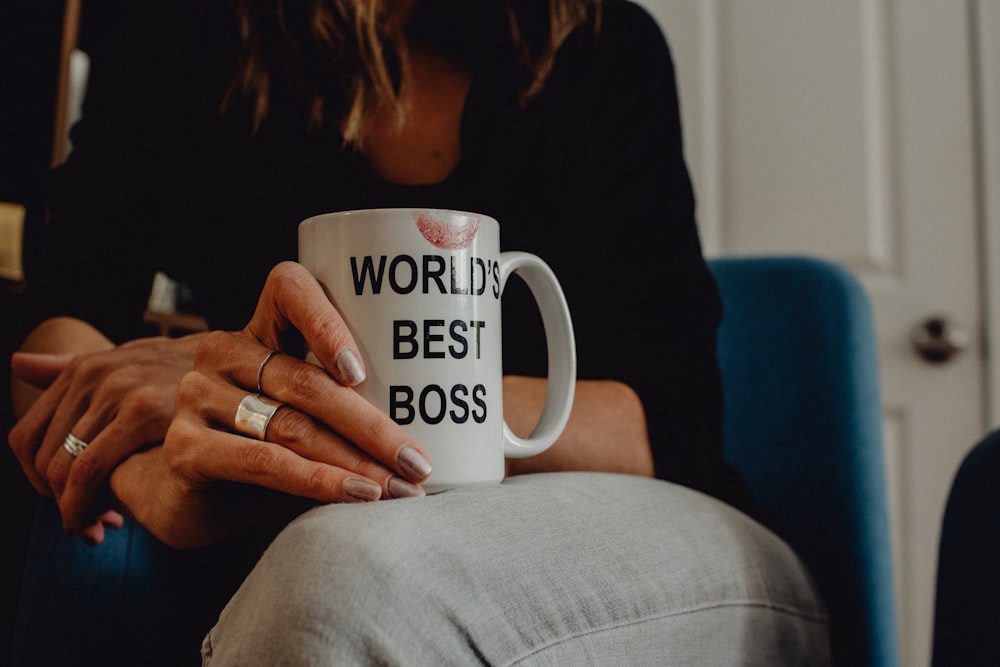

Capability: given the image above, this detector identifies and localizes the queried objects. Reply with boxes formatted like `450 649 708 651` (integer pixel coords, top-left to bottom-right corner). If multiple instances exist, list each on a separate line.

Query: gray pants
202 473 830 665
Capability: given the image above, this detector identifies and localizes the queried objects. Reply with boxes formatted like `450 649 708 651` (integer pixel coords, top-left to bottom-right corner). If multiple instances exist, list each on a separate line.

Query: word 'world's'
351 254 501 298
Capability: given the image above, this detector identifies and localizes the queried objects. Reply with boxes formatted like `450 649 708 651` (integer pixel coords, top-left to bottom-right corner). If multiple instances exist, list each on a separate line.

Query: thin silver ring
234 394 282 440
256 349 283 396
63 432 89 457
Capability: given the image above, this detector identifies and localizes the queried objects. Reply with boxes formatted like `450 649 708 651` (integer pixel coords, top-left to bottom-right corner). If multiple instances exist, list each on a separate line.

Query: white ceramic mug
299 208 576 493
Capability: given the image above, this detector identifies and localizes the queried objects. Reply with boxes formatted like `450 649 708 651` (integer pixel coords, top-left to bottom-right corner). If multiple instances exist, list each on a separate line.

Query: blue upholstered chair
709 256 898 667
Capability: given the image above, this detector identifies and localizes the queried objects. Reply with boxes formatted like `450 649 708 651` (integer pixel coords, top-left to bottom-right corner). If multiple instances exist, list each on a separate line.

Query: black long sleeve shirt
24 0 755 512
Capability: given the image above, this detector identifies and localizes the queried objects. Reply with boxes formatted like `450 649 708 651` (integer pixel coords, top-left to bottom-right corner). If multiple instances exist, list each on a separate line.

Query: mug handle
499 251 576 458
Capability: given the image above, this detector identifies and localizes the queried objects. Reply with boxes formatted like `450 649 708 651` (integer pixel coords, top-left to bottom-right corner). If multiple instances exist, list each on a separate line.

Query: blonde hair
224 0 600 142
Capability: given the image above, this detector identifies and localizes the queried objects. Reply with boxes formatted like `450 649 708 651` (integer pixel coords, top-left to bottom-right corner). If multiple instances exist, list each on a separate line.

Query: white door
638 2 991 665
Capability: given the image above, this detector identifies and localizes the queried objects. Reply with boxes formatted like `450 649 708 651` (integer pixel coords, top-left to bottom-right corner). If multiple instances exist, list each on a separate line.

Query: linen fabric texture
15 474 828 665
201 473 829 666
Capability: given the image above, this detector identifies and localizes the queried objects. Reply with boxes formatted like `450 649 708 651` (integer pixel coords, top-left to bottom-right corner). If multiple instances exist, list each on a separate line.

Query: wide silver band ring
234 394 282 440
256 349 283 396
63 432 89 457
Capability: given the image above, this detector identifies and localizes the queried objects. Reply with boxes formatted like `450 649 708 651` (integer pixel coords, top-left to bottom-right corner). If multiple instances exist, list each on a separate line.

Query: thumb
10 352 76 388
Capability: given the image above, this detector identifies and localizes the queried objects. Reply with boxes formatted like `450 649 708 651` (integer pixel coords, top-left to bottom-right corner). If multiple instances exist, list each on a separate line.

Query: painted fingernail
397 446 432 481
335 349 365 386
344 478 382 502
388 477 426 499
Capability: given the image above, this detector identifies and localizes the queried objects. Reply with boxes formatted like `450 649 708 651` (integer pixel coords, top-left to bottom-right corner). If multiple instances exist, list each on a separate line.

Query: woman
9 1 828 663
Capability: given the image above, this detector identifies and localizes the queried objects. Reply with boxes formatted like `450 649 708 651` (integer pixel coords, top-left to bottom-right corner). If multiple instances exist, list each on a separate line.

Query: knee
203 501 454 665
202 475 830 666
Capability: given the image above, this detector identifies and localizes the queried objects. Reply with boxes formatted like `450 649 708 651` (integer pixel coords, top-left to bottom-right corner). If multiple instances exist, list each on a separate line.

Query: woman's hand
111 262 433 548
9 323 204 544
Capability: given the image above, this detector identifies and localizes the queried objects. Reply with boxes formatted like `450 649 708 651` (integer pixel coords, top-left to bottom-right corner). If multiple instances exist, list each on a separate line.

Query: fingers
8 370 76 495
41 419 129 543
193 263 433 491
111 445 314 549
246 262 366 387
79 522 107 546
55 416 159 534
40 388 118 499
174 424 384 504
98 509 125 529
168 373 380 503
77 512 125 548
195 331 432 487
261 352 432 485
173 371 426 501
10 338 193 538
13 351 126 493
38 366 168 533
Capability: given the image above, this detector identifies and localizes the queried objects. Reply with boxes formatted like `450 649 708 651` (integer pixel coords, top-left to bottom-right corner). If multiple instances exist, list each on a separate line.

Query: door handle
911 316 969 363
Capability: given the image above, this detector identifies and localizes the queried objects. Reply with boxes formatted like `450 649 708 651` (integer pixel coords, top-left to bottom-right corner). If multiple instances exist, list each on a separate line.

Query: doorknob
911 316 970 363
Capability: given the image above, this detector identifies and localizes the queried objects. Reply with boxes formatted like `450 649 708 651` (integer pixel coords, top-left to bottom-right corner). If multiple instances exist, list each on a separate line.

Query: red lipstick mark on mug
414 210 479 249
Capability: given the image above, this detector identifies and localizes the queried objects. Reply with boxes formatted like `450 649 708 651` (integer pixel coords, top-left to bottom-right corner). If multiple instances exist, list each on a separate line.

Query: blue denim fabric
12 500 280 666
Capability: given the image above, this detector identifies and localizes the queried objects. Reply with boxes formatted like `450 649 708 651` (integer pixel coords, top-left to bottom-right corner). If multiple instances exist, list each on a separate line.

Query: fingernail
388 477 426 499
397 446 432 481
335 349 365 386
344 478 382 502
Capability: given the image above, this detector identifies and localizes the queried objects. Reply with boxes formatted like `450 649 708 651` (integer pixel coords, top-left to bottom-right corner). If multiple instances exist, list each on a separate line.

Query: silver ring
256 349 283 395
63 432 89 457
234 394 282 440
